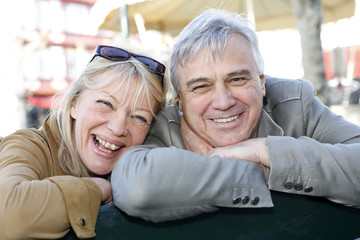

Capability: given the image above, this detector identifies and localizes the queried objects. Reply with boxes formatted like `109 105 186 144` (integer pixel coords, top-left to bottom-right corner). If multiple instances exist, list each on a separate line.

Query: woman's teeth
95 136 121 152
214 115 239 123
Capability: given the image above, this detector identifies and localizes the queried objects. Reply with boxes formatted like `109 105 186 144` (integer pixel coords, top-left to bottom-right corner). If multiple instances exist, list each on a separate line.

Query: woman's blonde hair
51 52 166 177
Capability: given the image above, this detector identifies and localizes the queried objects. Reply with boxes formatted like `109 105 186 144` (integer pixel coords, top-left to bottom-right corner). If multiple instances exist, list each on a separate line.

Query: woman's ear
70 101 77 119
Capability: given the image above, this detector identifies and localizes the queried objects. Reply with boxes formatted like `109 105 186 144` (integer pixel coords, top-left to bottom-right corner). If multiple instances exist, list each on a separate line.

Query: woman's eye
130 115 149 125
97 100 113 109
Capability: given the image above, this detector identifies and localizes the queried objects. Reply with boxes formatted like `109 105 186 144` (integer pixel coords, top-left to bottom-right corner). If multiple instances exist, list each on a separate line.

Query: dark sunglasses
89 45 165 85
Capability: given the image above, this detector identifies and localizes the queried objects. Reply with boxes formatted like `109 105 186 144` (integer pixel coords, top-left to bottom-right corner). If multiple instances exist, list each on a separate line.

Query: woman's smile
94 135 122 152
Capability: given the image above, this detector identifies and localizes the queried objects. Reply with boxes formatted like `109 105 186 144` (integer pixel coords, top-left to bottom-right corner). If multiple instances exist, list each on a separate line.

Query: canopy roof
99 0 355 35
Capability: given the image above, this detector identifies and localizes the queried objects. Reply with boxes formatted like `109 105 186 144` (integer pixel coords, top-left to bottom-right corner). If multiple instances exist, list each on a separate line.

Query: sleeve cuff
48 176 102 238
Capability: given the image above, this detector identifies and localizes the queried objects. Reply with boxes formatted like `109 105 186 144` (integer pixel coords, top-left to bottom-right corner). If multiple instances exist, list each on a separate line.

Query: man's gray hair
170 8 264 94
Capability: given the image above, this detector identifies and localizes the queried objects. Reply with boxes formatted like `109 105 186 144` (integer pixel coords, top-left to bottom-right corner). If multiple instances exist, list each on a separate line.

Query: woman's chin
90 167 112 177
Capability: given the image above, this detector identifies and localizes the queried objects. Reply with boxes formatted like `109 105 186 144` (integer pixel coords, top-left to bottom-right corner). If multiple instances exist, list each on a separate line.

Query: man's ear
260 74 266 96
177 94 183 112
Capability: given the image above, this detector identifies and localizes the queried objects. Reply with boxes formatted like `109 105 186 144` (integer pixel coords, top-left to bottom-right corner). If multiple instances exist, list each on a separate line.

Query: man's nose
211 84 236 110
108 112 128 137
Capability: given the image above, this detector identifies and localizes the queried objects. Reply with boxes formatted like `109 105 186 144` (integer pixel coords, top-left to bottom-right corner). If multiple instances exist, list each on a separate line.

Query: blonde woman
0 45 166 239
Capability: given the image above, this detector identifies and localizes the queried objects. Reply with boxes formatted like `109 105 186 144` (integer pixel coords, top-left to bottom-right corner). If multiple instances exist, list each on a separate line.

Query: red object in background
323 50 334 80
323 45 360 80
25 80 65 110
26 94 62 110
345 45 360 79
26 95 54 109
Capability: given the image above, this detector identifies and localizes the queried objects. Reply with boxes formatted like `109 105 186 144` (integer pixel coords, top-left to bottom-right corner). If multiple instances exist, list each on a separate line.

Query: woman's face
71 76 158 175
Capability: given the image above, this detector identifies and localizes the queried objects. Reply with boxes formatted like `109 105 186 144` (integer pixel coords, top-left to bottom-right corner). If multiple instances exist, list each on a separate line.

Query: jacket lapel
257 109 284 138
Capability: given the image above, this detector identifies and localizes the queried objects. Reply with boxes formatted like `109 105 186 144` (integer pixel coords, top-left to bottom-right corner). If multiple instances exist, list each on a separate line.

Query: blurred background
0 0 359 138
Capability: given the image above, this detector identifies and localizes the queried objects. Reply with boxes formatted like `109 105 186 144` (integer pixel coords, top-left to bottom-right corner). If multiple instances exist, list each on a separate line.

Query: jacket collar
257 108 284 137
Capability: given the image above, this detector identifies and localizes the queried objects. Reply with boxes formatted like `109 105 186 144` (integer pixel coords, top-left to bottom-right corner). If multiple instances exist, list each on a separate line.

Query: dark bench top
62 191 360 239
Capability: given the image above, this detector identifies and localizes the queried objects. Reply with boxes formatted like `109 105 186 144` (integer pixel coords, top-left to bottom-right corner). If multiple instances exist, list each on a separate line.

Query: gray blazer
111 76 360 222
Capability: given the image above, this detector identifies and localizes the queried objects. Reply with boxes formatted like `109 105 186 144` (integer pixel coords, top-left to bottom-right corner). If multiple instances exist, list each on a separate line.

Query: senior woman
0 45 166 239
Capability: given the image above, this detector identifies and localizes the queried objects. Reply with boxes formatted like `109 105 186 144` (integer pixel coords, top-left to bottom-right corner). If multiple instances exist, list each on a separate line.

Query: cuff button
232 197 241 204
242 196 250 204
284 181 293 189
251 196 260 205
294 183 303 191
80 218 86 227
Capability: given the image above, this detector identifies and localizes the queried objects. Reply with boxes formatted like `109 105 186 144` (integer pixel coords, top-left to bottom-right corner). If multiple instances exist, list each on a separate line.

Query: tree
291 0 329 104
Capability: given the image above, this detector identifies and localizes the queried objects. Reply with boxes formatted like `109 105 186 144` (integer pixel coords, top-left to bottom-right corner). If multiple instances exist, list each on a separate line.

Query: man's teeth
214 115 239 123
95 136 121 151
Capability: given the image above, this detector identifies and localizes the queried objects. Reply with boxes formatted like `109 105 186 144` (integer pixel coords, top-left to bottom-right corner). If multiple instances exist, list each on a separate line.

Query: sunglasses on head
89 45 165 84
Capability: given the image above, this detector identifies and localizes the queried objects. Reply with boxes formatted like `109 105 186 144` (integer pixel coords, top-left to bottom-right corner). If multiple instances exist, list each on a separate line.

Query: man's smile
213 114 239 123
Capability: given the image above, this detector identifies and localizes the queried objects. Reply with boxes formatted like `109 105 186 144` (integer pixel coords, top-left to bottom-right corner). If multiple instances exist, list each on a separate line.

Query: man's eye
232 77 245 82
97 100 114 109
192 84 210 92
231 77 247 85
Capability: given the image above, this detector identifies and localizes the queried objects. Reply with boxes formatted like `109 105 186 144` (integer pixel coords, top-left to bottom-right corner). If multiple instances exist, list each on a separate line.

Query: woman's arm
0 131 102 239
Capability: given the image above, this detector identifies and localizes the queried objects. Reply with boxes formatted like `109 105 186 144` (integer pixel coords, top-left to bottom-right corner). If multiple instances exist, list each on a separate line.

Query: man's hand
90 177 113 205
208 137 270 168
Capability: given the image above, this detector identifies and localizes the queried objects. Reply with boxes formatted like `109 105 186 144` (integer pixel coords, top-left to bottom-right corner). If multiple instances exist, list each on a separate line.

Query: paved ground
330 104 360 126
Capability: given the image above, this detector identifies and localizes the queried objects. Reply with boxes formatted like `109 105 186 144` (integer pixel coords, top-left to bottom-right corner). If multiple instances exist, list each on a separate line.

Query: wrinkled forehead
180 33 253 67
181 42 227 67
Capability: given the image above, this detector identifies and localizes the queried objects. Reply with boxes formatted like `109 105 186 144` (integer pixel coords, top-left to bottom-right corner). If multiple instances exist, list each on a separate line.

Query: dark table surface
62 191 360 240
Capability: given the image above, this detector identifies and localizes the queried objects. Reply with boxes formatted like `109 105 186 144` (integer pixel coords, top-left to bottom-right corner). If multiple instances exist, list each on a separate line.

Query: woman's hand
208 138 270 168
90 177 113 205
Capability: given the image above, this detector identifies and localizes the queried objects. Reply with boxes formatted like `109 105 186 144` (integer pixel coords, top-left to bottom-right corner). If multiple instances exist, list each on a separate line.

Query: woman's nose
108 112 128 137
211 84 236 110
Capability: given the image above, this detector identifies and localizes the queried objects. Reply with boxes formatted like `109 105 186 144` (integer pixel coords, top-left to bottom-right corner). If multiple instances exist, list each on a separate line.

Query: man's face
178 34 266 147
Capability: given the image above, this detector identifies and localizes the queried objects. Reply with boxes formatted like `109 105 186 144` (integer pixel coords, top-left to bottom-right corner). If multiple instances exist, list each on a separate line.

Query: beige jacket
0 115 102 239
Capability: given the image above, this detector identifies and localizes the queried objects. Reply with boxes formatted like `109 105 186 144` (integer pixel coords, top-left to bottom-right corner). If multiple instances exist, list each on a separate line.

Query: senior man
111 9 360 222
